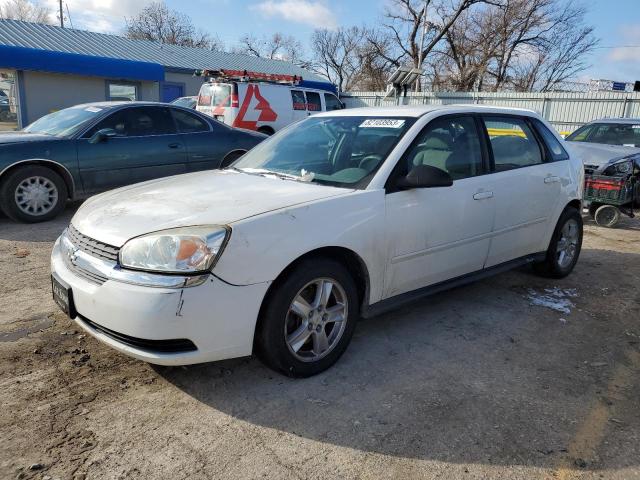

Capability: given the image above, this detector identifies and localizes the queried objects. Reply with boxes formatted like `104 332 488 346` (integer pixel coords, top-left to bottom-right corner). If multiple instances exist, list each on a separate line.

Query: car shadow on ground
157 249 640 471
0 200 81 242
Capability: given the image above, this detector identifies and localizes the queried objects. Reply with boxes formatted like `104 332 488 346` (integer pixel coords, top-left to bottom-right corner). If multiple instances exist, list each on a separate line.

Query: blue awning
0 45 164 81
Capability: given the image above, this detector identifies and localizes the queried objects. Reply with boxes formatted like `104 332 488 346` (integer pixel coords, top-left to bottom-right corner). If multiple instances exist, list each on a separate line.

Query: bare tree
432 0 598 91
235 32 308 66
0 0 52 24
369 0 490 70
311 27 368 92
125 2 219 49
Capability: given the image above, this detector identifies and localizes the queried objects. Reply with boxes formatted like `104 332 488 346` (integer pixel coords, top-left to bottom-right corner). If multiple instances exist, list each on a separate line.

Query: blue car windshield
24 105 106 137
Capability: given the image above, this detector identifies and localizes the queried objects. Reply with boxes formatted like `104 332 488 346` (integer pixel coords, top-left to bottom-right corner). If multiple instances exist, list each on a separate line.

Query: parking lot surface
1 203 639 480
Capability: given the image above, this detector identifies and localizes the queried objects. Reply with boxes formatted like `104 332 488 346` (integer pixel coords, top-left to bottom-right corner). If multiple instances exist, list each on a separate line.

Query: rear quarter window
532 119 569 161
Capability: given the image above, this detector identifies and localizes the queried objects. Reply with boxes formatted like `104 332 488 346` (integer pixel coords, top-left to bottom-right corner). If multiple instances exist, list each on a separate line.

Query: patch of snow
528 287 578 314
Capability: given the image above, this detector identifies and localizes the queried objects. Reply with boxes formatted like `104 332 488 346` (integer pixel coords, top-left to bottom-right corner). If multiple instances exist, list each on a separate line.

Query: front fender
213 190 387 304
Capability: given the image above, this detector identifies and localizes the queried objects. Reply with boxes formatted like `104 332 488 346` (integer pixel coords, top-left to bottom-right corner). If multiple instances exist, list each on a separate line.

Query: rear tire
257 126 274 136
255 258 359 377
0 165 67 223
533 206 583 278
594 204 620 228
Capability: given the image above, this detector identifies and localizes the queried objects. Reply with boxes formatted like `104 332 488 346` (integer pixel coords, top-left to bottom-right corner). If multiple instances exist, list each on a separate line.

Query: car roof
314 104 539 118
71 101 173 109
585 118 640 125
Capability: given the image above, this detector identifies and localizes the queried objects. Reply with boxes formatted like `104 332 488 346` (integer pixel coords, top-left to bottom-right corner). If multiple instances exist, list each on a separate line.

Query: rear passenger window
532 120 569 161
172 109 209 133
305 91 322 111
405 116 484 180
484 117 542 171
291 90 306 110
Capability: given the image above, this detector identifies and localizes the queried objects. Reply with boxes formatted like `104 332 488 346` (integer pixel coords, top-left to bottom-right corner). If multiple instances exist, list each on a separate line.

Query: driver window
406 116 483 180
83 107 176 138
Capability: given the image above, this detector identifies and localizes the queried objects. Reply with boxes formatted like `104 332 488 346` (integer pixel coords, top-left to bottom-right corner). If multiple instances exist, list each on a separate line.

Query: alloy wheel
284 277 348 362
556 218 579 268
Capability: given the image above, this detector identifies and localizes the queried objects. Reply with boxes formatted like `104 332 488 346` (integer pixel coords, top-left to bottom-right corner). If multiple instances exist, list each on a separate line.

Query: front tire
0 165 68 223
255 258 359 377
533 206 583 278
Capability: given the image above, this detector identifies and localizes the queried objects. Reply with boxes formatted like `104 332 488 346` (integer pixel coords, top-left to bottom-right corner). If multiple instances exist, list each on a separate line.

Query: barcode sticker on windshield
85 107 102 113
360 119 405 129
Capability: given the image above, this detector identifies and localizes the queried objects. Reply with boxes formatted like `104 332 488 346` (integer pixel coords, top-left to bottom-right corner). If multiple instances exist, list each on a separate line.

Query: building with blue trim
0 19 328 130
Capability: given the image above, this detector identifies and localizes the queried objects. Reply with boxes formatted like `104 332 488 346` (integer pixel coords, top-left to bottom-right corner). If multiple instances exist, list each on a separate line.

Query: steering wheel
358 155 383 172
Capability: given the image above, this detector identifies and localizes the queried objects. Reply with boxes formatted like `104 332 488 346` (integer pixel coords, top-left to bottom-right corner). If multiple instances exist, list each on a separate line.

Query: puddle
527 287 578 314
0 318 55 342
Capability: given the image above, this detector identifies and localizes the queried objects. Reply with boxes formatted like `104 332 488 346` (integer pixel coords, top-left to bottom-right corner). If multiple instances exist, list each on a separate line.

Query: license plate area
52 273 76 318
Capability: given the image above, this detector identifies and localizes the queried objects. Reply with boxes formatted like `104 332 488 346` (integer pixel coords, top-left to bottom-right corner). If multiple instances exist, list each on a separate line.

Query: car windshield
23 105 105 137
566 122 640 147
198 83 231 107
233 116 415 188
172 97 197 109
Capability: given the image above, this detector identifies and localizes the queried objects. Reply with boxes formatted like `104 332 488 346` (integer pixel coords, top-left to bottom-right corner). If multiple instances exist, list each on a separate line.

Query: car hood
566 141 640 167
72 170 354 247
0 131 61 144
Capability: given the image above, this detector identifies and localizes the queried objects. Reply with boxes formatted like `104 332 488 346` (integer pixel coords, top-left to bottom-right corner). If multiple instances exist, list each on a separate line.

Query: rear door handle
473 191 494 200
544 175 560 184
168 143 182 149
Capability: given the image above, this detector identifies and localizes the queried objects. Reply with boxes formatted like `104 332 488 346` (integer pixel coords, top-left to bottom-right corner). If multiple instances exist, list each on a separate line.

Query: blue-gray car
0 101 266 222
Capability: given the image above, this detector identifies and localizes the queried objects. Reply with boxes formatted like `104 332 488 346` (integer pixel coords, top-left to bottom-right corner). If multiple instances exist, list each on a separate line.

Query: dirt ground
1 202 639 480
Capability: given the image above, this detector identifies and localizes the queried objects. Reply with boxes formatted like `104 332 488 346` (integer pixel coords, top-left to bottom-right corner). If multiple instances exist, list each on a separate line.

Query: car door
481 115 566 267
77 106 188 194
170 107 231 171
323 92 343 111
305 91 322 115
383 115 495 298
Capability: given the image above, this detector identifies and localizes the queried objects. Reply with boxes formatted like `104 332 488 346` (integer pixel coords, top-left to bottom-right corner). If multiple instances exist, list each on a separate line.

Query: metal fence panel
342 91 640 135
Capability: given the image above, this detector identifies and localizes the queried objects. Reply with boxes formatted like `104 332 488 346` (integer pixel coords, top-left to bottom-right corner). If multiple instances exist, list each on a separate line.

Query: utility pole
59 0 64 28
415 0 428 92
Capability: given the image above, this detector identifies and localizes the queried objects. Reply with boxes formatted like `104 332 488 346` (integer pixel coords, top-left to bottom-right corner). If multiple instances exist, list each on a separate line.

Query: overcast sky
43 0 640 83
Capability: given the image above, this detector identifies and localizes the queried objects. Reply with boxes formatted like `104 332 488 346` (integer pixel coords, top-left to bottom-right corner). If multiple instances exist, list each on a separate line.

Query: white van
195 70 343 135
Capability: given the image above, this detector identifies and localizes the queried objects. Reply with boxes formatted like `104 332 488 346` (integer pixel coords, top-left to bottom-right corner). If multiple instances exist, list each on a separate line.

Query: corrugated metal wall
342 91 640 135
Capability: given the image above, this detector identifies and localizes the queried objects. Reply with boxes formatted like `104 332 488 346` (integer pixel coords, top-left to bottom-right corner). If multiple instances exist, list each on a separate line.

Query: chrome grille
67 224 119 262
62 253 109 285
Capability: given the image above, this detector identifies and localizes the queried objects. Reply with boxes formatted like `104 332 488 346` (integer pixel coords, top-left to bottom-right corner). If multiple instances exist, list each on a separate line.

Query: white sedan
51 105 584 377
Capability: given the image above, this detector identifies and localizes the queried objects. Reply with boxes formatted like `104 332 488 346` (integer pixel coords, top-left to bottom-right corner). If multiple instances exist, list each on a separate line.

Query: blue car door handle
168 143 182 149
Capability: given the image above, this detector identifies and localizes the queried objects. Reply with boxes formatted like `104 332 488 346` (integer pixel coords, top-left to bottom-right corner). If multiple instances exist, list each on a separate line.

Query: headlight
119 226 229 274
615 160 632 174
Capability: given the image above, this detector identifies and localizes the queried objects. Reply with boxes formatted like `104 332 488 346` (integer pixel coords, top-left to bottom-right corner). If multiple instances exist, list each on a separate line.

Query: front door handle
544 175 560 184
473 191 494 200
168 143 182 149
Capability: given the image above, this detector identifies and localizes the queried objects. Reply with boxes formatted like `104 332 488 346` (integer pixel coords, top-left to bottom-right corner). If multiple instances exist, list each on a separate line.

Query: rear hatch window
198 83 232 107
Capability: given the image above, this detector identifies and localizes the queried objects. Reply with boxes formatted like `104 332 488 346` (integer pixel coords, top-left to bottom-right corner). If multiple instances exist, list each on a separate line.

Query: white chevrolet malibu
51 105 584 377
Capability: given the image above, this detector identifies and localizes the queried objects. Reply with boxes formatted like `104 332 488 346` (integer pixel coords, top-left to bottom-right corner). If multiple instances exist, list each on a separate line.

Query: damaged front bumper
51 237 271 366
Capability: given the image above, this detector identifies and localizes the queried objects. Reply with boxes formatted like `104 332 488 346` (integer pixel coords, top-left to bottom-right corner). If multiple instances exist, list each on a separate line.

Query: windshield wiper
237 168 314 182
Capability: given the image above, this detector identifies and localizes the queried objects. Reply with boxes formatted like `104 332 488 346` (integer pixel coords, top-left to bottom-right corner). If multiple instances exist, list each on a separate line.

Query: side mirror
396 164 453 189
88 128 117 144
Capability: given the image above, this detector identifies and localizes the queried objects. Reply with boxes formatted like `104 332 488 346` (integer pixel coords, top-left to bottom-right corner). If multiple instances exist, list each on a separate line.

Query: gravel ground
1 203 639 480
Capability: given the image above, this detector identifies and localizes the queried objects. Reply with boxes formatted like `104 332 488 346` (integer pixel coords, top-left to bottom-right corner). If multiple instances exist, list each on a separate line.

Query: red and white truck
195 70 343 135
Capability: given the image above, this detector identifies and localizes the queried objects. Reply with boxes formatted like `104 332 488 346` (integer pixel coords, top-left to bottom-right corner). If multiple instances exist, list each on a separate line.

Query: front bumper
51 238 271 366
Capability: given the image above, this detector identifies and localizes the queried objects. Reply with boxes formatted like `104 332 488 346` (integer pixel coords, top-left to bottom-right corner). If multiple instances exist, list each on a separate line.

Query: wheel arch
253 246 371 344
0 159 76 199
